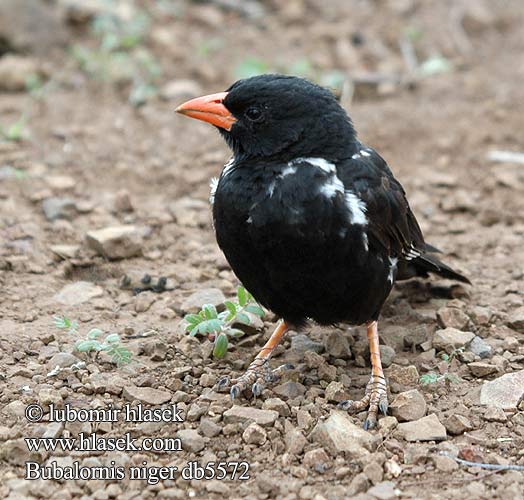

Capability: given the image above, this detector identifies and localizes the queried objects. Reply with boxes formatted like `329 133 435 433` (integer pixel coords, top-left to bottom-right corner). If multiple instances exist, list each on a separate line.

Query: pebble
432 328 475 350
86 225 143 260
46 352 79 370
135 292 156 313
437 306 470 330
387 365 419 386
122 386 171 405
302 448 331 472
199 418 221 438
324 331 351 358
38 387 62 406
285 427 307 455
444 414 472 435
242 423 267 445
42 197 77 220
53 281 104 305
180 288 226 314
506 307 524 332
468 336 492 359
223 406 278 427
390 389 427 422
468 362 498 377
0 55 42 91
378 416 398 433
397 414 447 442
262 397 290 417
367 481 397 500
347 473 369 496
379 345 396 368
46 175 76 191
310 411 375 457
291 334 324 354
273 381 306 400
177 429 205 453
434 455 458 472
363 462 384 484
479 370 524 409
324 381 349 402
483 406 507 423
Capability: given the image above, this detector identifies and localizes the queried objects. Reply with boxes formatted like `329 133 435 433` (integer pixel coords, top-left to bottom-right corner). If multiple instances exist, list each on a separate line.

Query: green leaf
87 328 104 340
236 312 251 325
202 304 218 320
189 326 199 337
105 333 120 344
237 287 248 307
52 315 78 334
245 304 264 318
213 332 229 358
76 340 100 353
108 345 133 366
184 314 202 325
419 373 439 385
226 328 245 338
224 300 237 317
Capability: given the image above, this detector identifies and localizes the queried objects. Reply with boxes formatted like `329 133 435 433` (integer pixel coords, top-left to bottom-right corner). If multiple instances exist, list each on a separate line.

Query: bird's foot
338 373 388 430
216 360 294 399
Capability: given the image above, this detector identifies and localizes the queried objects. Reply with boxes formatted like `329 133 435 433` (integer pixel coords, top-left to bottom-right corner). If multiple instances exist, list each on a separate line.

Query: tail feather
397 246 471 284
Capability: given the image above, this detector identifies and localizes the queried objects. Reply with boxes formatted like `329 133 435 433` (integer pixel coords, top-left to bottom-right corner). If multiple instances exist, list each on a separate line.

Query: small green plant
419 348 463 385
0 116 28 142
184 286 265 359
53 315 132 366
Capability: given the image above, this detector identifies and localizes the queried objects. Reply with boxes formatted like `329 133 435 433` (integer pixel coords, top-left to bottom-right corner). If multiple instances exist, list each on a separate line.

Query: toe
364 414 377 430
379 398 389 416
337 400 353 411
230 385 241 400
252 381 265 397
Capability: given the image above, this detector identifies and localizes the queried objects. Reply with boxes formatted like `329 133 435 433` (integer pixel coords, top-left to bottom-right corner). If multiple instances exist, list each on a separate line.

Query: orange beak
175 91 236 131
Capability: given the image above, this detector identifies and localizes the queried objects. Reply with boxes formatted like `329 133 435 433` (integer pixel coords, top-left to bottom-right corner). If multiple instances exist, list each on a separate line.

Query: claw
338 400 353 411
230 385 241 400
379 399 389 416
252 381 265 397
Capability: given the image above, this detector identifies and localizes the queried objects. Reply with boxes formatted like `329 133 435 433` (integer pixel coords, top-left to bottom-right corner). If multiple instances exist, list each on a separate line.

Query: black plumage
176 74 469 427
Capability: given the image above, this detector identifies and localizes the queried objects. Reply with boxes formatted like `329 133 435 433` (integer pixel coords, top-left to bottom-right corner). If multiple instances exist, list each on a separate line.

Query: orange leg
339 321 388 429
217 320 292 398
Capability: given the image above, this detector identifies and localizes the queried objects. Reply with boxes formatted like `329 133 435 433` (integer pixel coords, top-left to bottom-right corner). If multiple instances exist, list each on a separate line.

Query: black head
177 74 357 162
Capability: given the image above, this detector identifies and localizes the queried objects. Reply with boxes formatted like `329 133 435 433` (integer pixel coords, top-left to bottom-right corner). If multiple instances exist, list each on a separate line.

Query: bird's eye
245 106 263 122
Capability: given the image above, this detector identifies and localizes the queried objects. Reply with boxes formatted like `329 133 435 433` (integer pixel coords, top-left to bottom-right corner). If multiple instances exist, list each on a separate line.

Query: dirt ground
1 0 524 499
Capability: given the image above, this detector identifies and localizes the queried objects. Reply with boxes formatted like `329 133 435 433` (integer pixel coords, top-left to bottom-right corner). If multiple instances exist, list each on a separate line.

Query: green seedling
0 116 28 142
183 286 265 359
419 348 463 385
53 315 132 366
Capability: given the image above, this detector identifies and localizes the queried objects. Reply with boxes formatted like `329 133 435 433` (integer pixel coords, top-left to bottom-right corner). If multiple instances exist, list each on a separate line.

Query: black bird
176 74 469 428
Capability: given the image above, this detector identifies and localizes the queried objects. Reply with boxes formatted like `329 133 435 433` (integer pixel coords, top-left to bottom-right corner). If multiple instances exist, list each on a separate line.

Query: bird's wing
337 147 426 260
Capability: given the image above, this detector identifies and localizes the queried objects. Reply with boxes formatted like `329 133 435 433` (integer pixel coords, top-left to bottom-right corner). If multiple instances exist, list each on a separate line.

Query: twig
402 469 501 488
441 452 524 471
487 150 524 165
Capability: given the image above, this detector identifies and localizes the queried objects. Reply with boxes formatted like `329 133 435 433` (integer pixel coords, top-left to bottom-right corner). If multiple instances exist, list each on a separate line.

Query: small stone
113 189 134 213
273 381 306 400
390 390 427 422
444 414 472 435
479 370 524 409
324 381 349 403
310 411 375 457
0 55 42 91
434 455 459 472
302 448 331 472
483 406 507 423
397 414 447 442
135 292 156 313
199 418 221 438
468 362 498 378
378 416 398 433
46 175 76 191
468 336 492 359
53 281 104 305
367 481 397 500
42 197 77 220
223 406 278 427
347 473 369 496
186 403 206 422
379 345 396 368
38 387 62 406
242 423 267 445
177 429 205 453
122 386 171 405
506 307 524 333
387 365 419 386
437 306 470 330
363 462 384 485
324 331 351 358
180 288 226 314
47 352 80 370
285 427 307 455
468 306 492 326
291 334 324 354
86 225 143 260
89 373 125 395
318 363 337 382
50 244 80 259
262 398 290 417
433 328 475 351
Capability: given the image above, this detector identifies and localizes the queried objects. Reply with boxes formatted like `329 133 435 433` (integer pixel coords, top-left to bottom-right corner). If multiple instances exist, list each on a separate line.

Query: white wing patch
289 157 336 174
320 174 345 198
388 257 398 283
345 191 368 225
403 246 421 261
209 177 219 205
222 157 235 178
